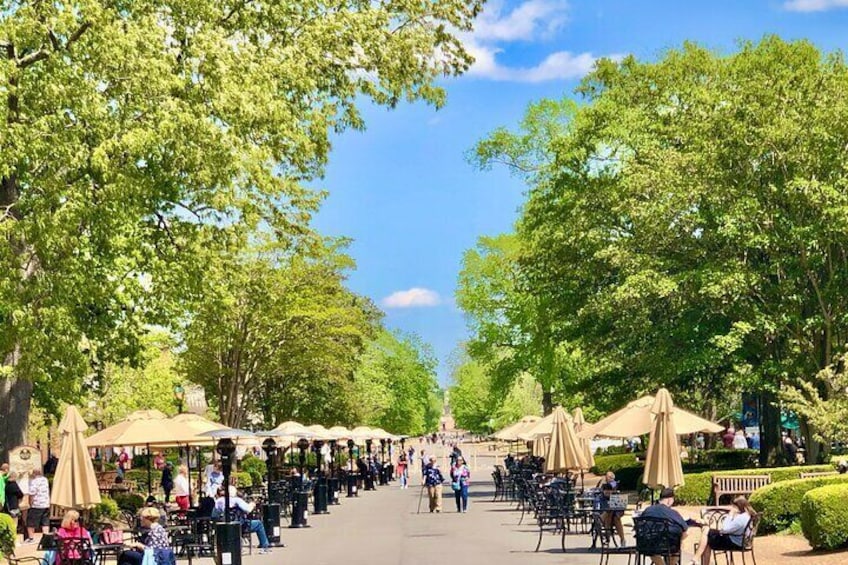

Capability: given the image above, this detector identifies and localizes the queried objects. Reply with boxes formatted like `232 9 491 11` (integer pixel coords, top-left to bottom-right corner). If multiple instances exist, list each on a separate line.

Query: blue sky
312 0 848 385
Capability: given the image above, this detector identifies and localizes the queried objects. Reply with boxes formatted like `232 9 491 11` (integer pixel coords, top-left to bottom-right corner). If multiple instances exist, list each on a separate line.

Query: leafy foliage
0 512 15 558
0 0 483 456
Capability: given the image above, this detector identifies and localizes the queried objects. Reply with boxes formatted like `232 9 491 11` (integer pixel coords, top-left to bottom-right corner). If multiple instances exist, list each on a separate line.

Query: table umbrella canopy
545 406 588 473
268 421 314 438
86 409 196 447
572 408 595 469
307 424 341 440
327 426 353 440
642 389 685 489
368 427 396 441
517 413 555 441
492 415 541 441
578 394 723 439
52 406 101 509
348 426 379 442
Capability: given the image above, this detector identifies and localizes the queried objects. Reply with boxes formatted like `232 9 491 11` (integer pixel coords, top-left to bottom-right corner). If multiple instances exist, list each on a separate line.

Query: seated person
639 488 689 565
213 486 275 554
119 507 170 565
598 471 626 547
690 496 754 565
56 510 93 565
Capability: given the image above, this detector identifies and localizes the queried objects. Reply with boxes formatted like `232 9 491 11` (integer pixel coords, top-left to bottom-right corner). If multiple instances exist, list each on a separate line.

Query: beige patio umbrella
642 388 685 489
517 413 554 441
532 435 549 458
545 406 588 474
572 408 595 469
271 421 313 438
52 406 101 509
349 426 378 442
492 415 541 441
328 426 353 440
307 424 340 440
578 394 723 439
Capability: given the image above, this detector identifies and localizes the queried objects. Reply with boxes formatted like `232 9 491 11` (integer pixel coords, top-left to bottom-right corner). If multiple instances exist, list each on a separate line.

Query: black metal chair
56 537 95 565
712 513 760 565
633 516 682 565
592 513 637 565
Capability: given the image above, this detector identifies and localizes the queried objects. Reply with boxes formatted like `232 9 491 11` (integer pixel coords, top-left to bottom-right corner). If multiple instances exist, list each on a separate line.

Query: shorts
708 530 742 551
27 507 49 528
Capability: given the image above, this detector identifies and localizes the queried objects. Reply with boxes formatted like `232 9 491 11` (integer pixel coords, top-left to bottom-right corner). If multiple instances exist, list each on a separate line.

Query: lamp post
173 384 185 414
346 439 357 498
214 438 241 565
261 438 282 545
290 438 311 528
386 438 394 484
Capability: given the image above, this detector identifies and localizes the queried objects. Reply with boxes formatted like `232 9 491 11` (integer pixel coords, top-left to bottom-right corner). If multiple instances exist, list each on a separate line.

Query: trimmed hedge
750 475 848 533
800 484 848 549
91 496 121 522
113 492 146 513
232 471 253 488
591 454 644 490
239 455 266 488
673 464 837 506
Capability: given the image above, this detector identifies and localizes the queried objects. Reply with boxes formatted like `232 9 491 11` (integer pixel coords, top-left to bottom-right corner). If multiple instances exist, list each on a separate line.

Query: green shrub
91 496 121 522
113 492 146 513
750 475 848 533
232 472 253 488
0 512 16 558
700 449 759 470
590 453 644 490
239 455 267 487
672 464 837 506
800 484 848 549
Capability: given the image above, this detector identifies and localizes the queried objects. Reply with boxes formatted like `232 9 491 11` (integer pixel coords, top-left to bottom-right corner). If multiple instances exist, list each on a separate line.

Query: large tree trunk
759 391 782 466
541 389 553 416
0 346 33 462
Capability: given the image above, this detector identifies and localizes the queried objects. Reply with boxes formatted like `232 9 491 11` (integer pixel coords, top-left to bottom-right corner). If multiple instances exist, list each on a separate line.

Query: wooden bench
799 471 838 479
712 475 771 504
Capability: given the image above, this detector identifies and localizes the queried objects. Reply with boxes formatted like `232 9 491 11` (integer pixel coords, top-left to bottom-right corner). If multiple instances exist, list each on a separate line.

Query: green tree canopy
0 0 482 457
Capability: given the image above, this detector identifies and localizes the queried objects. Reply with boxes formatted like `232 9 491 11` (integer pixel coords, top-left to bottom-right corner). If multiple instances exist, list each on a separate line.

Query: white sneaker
258 548 272 555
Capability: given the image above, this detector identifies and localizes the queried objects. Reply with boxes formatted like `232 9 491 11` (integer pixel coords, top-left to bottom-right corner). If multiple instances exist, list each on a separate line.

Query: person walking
450 456 470 513
423 456 444 513
397 453 408 489
161 462 174 503
174 464 190 510
25 469 50 543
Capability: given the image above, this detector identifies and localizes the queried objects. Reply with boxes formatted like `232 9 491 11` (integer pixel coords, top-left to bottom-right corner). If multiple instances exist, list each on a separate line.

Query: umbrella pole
147 443 153 497
186 444 192 505
197 447 203 501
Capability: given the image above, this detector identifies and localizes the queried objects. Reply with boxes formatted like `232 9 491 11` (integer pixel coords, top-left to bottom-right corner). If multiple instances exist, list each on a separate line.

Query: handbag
101 529 123 545
451 481 461 491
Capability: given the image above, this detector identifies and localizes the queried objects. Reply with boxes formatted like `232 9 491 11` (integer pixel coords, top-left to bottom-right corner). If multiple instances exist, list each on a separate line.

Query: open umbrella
86 410 197 495
545 407 587 474
52 406 101 509
572 408 595 469
643 389 685 490
492 416 541 441
579 394 723 439
517 413 555 441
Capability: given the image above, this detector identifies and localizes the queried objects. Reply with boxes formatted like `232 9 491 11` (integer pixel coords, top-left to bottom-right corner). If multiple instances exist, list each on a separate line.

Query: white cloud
462 0 615 83
382 288 442 308
784 0 848 11
474 0 569 42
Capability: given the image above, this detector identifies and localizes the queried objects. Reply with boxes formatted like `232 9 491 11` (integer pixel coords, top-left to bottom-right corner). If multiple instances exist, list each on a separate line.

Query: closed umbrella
52 406 101 509
532 435 549 458
578 395 722 439
643 389 685 490
545 406 587 474
572 408 595 469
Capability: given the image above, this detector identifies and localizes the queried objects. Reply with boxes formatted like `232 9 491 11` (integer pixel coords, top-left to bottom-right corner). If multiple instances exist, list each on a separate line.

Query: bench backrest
799 471 838 479
712 475 771 503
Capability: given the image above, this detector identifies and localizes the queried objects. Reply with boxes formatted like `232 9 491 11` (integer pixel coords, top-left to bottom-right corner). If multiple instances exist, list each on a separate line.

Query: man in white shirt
25 469 50 542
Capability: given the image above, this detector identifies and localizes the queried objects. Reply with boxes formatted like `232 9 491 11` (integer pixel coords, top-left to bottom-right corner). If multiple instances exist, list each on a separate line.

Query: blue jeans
249 520 270 548
400 469 408 487
454 484 468 512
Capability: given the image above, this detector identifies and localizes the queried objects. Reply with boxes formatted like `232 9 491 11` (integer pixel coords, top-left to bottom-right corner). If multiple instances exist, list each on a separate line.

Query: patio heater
379 439 388 485
328 440 341 505
261 438 282 546
313 440 329 515
215 438 241 565
346 439 357 497
290 437 311 528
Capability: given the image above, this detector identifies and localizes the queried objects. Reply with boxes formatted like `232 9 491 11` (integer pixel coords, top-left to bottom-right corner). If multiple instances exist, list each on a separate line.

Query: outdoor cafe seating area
488 390 761 564
5 407 405 565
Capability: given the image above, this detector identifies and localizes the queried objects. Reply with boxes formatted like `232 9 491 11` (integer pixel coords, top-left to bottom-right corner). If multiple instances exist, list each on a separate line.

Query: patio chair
592 513 637 565
633 516 682 565
56 536 95 565
712 513 760 565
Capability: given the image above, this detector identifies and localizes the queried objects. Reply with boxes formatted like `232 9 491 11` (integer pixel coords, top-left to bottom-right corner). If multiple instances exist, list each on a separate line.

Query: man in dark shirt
639 488 689 565
423 456 444 513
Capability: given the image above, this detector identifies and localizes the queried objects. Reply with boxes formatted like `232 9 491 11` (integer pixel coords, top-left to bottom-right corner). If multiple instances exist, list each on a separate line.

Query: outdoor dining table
91 543 125 565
